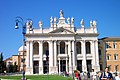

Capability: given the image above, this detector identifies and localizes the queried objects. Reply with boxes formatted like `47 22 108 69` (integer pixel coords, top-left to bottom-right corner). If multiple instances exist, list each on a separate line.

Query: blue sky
0 0 120 60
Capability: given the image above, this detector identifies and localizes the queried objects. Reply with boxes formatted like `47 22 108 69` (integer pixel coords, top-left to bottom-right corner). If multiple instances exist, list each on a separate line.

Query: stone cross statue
60 10 64 17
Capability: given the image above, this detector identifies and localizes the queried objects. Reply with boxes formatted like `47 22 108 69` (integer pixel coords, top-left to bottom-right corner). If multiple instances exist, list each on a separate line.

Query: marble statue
50 16 53 23
90 20 93 27
39 21 42 27
93 21 97 26
80 19 84 25
54 17 57 23
67 17 70 24
71 17 74 24
60 10 64 17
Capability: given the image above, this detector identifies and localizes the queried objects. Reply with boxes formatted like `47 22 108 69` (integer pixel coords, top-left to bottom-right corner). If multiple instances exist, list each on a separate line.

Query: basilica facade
24 10 100 74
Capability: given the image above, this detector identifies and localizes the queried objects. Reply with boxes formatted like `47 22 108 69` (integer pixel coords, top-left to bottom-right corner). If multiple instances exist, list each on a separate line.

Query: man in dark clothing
100 67 113 80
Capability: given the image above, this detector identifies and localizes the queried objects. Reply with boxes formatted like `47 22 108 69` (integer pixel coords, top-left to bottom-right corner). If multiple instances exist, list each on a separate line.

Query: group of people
74 67 120 80
99 67 120 80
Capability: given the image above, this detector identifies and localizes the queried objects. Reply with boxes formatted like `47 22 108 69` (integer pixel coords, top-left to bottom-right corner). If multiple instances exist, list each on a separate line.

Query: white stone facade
25 10 100 74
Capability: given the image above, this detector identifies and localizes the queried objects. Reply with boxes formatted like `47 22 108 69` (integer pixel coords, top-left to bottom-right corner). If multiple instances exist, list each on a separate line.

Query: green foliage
0 75 72 80
0 53 6 73
0 53 3 62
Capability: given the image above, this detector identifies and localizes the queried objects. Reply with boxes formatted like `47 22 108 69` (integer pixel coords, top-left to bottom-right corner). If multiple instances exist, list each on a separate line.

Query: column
72 41 76 70
54 41 57 73
25 41 30 74
68 41 72 73
65 43 67 54
66 58 68 72
58 42 60 54
95 40 100 71
58 58 61 74
29 41 33 74
90 41 95 69
49 41 54 74
39 41 43 74
81 40 87 72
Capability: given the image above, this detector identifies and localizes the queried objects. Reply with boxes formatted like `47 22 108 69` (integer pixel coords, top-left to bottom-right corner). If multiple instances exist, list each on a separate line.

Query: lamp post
15 16 33 80
71 50 74 80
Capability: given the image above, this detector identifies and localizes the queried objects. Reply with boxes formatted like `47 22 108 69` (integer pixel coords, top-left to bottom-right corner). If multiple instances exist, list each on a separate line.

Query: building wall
101 38 120 73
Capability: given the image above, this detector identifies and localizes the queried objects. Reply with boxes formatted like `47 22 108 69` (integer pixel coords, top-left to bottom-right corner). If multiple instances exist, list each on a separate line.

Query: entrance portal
33 61 39 74
77 60 82 72
43 61 49 74
60 60 66 72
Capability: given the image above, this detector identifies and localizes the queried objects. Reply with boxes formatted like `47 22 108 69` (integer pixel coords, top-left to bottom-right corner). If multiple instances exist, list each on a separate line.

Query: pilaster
26 41 33 74
68 41 72 73
49 41 54 74
95 40 100 72
53 41 58 74
81 40 87 72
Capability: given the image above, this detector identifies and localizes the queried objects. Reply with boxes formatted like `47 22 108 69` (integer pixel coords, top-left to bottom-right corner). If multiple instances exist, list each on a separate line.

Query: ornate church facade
24 10 100 74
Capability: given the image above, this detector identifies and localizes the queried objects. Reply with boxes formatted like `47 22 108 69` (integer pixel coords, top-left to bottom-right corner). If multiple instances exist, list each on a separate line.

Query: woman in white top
91 69 97 80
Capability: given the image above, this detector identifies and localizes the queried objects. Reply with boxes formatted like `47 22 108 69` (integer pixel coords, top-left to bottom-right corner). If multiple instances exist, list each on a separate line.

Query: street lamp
71 50 74 80
15 16 33 80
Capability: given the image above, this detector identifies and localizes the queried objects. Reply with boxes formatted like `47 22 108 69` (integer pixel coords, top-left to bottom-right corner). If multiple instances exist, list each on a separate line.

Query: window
105 43 111 49
107 54 110 60
86 42 91 54
113 41 116 49
33 42 39 55
76 42 81 54
115 65 118 71
114 54 118 60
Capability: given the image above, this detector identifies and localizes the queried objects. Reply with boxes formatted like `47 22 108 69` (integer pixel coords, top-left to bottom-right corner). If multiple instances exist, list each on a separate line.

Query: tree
0 52 4 73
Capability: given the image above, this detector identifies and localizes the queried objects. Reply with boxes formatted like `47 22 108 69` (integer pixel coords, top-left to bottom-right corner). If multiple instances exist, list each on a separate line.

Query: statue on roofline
60 10 64 17
93 20 97 26
39 21 42 28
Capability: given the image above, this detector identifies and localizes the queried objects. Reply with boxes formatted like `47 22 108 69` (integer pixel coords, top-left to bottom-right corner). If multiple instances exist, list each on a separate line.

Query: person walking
91 69 97 80
100 67 113 80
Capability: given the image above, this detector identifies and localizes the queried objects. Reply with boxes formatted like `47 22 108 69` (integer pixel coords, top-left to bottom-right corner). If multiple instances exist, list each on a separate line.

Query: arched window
33 42 39 55
60 41 65 54
86 42 91 54
76 42 81 54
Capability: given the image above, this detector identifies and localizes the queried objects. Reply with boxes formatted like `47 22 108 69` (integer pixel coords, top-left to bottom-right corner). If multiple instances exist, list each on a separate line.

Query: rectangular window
107 54 110 60
106 43 111 49
114 54 118 60
115 65 118 71
113 42 116 49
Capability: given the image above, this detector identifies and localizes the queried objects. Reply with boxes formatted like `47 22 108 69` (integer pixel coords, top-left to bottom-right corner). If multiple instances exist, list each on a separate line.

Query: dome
18 45 26 52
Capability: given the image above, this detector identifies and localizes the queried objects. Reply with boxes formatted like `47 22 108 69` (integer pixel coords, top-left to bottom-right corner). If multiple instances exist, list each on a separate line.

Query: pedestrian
115 72 120 80
99 67 113 80
91 69 97 80
87 71 90 79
